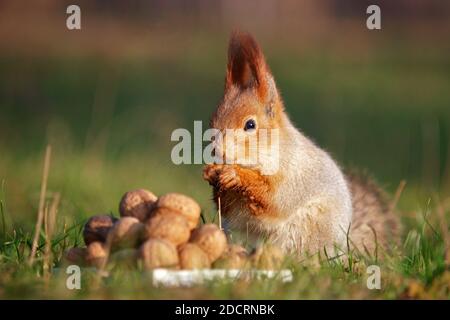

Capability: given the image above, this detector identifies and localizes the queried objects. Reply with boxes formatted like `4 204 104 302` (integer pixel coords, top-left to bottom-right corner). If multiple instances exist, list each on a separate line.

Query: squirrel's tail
345 170 402 258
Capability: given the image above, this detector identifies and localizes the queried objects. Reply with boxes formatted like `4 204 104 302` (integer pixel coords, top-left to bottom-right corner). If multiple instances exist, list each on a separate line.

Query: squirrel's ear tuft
225 31 270 100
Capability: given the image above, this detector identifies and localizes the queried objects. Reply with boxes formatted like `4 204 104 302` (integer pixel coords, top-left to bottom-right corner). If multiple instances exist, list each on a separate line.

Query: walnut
119 189 157 222
189 224 227 263
144 210 190 246
213 244 248 269
108 217 144 250
155 193 201 230
178 243 211 269
139 238 179 270
86 241 107 269
83 214 117 245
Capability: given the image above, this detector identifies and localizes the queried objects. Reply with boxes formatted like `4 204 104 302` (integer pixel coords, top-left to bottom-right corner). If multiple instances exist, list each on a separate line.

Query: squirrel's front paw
203 164 223 185
218 165 241 190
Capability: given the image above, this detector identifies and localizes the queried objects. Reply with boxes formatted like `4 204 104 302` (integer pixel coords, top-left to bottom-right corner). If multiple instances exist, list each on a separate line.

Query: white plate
150 269 293 287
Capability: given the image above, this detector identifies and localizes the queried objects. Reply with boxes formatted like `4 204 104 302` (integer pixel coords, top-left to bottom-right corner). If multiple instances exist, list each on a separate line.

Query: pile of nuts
64 189 284 271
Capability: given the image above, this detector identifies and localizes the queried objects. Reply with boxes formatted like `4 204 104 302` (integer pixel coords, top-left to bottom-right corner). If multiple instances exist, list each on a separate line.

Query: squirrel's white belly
225 196 352 257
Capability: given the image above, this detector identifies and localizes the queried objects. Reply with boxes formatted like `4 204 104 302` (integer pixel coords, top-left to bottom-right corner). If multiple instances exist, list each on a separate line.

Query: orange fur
204 163 280 218
206 31 286 221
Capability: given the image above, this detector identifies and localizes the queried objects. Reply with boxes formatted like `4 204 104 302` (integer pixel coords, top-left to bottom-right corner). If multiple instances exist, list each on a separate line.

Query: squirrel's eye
244 119 256 131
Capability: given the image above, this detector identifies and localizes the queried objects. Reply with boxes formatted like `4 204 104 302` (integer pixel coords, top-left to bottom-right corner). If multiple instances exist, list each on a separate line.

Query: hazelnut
83 214 117 245
178 243 211 270
86 241 108 269
250 244 285 270
156 193 201 230
139 238 179 270
107 217 144 250
144 210 190 246
213 244 248 269
189 224 227 263
63 247 87 266
119 189 157 222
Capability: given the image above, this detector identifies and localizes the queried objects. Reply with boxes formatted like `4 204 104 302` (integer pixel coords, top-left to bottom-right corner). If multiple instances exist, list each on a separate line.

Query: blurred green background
0 0 449 233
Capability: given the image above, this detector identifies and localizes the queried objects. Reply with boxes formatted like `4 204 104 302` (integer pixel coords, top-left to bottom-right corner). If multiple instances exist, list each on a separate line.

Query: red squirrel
203 31 400 258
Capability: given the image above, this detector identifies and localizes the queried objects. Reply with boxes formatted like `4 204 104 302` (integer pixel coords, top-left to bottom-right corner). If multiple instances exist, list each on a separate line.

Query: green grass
0 151 448 299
